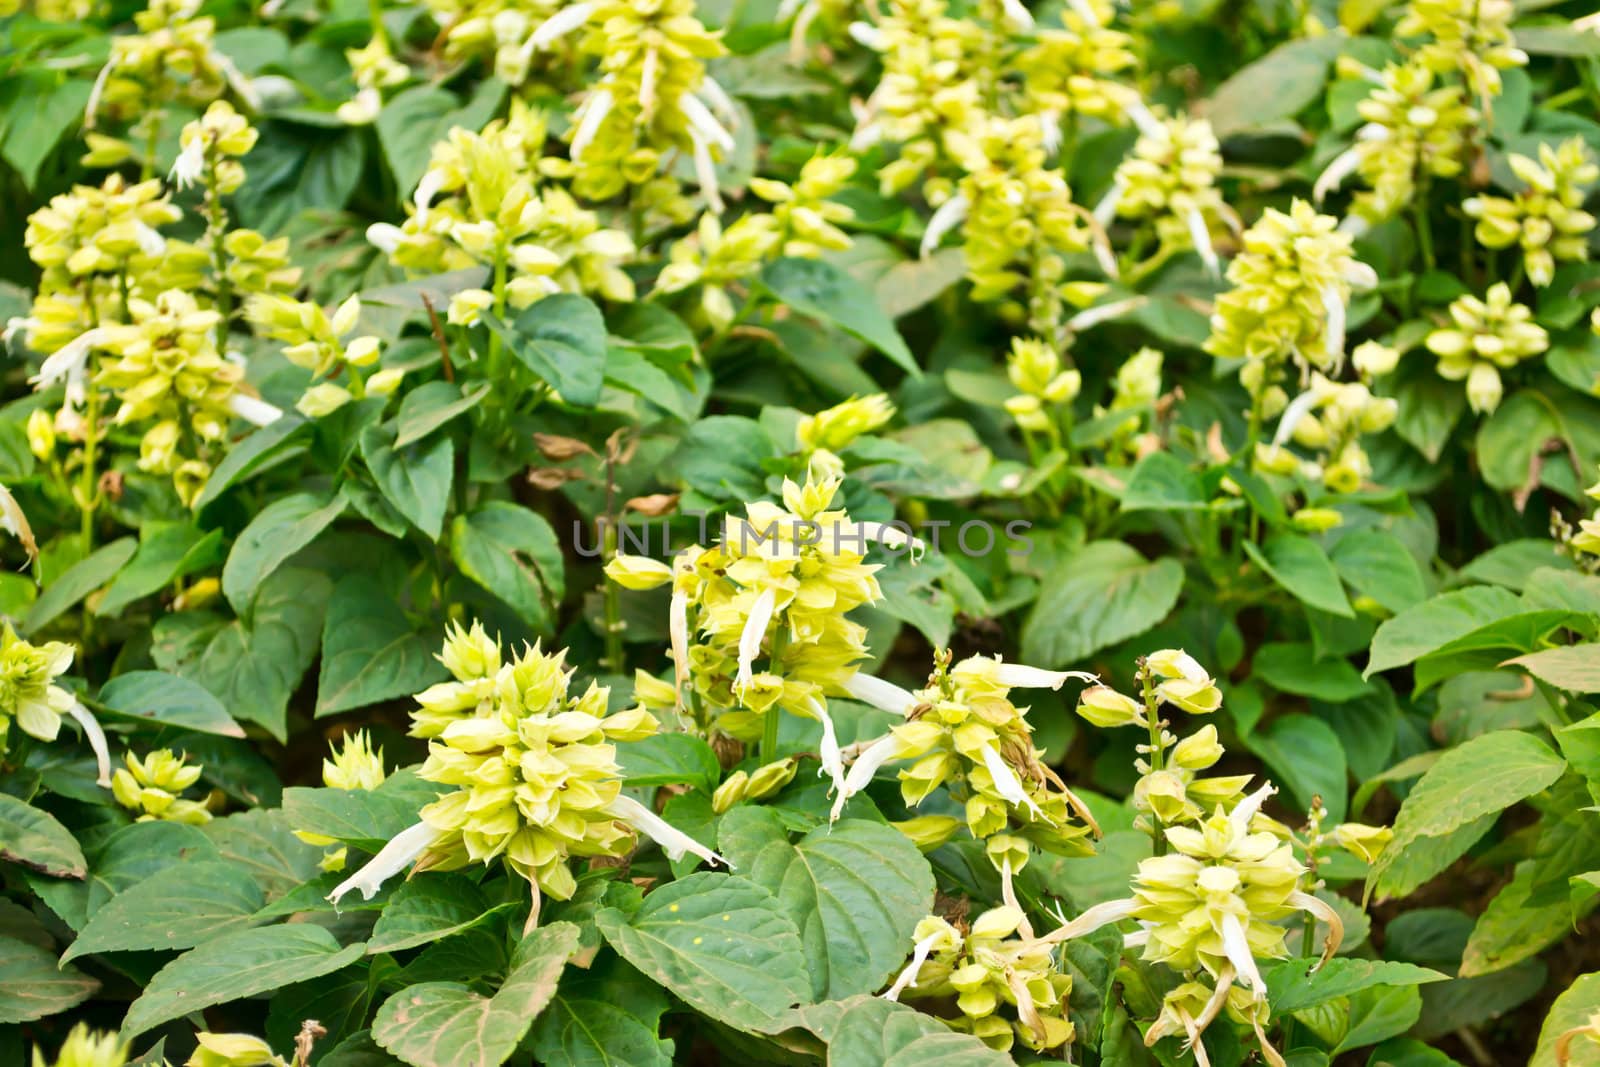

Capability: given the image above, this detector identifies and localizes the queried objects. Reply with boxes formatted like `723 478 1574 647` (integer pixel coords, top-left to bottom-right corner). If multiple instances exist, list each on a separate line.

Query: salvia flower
185 1033 289 1067
1266 372 1398 494
297 731 389 871
748 153 858 257
0 624 75 753
1424 282 1548 414
882 908 1074 1052
329 624 725 910
1464 138 1597 287
1099 111 1228 276
112 748 212 824
796 394 895 454
1396 0 1526 103
31 1025 129 1067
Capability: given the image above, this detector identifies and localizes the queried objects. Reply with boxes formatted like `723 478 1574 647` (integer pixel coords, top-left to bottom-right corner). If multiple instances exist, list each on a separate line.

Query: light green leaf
1244 534 1353 617
1203 35 1343 136
1263 958 1447 1012
1334 984 1423 1053
360 424 453 541
761 257 919 376
825 995 1014 1067
367 875 512 955
485 294 608 407
222 492 346 614
122 924 368 1037
717 808 936 1001
0 935 97 1024
392 381 492 450
1365 587 1523 677
617 733 722 793
1021 541 1184 667
371 922 580 1067
316 574 448 717
1532 973 1600 1067
98 670 245 738
449 502 564 632
24 538 137 633
530 954 674 1067
97 523 224 617
1120 451 1209 511
596 872 809 1033
1505 645 1600 693
1330 529 1427 614
1459 862 1574 977
0 792 86 879
1244 713 1349 823
63 861 265 961
193 416 312 510
1252 642 1371 701
376 80 507 198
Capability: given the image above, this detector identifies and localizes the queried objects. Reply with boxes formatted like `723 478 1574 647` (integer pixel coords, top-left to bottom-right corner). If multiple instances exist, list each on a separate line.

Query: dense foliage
2 0 1600 1063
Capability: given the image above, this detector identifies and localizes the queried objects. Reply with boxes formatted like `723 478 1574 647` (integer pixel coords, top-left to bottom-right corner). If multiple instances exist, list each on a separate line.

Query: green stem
759 628 791 764
1413 187 1436 271
204 151 232 349
601 518 624 675
1140 665 1167 856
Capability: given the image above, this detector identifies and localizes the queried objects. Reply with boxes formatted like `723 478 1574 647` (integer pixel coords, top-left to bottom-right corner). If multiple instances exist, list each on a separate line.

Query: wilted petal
0 482 37 562
328 820 440 905
609 794 730 868
1288 890 1344 968
1039 896 1137 943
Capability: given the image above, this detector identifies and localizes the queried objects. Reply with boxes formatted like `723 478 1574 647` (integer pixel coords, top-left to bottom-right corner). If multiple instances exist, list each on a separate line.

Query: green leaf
1367 1039 1469 1067
1365 587 1523 677
716 808 936 1001
1203 35 1343 136
1459 862 1573 977
317 575 448 717
1244 534 1353 617
1253 642 1371 701
360 423 453 541
97 670 245 738
204 809 324 900
1335 985 1423 1054
530 954 674 1067
485 294 608 407
222 492 346 614
1330 529 1427 614
1245 713 1349 823
1505 645 1600 693
1476 390 1560 494
1460 539 1573 591
63 861 265 961
596 872 809 1033
667 415 779 501
1391 357 1466 463
0 73 91 190
24 538 137 633
376 80 507 198
1371 731 1567 900
281 776 440 850
617 734 722 793
1263 958 1447 1012
825 995 1014 1067
0 793 86 879
0 935 97 1024
449 502 564 632
371 922 580 1067
96 523 224 617
1021 541 1185 667
1515 24 1600 56
122 924 368 1037
367 875 512 955
760 257 919 376
1532 972 1600 1067
393 381 492 449
151 568 332 740
193 416 312 510
1120 451 1209 511
236 122 364 234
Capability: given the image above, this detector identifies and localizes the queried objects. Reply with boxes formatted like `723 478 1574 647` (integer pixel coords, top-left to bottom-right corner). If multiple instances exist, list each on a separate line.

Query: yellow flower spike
31 1024 129 1067
112 748 212 824
605 554 675 590
1424 283 1547 414
323 730 387 791
796 394 895 453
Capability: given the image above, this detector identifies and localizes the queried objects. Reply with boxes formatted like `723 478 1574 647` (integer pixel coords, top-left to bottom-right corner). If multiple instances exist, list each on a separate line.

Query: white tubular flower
842 673 919 716
979 743 1046 820
413 170 445 225
1343 260 1379 291
328 820 441 905
689 130 726 214
1226 782 1277 839
680 92 735 153
66 702 111 788
999 0 1034 29
1039 110 1063 155
788 0 821 58
215 52 263 111
337 87 383 126
808 697 847 800
135 222 167 258
228 393 284 427
735 587 778 692
698 77 737 128
639 47 659 117
920 194 970 259
839 522 926 561
1321 284 1347 370
669 554 691 706
847 20 884 49
530 1 597 49
1187 209 1220 279
570 89 614 163
1093 177 1128 227
1065 0 1103 23
607 794 731 868
1271 387 1324 448
1219 911 1265 996
33 329 104 394
1118 90 1164 139
1313 146 1363 204
881 929 945 1001
1338 214 1371 238
367 223 403 255
831 733 905 821
1040 896 1138 943
989 662 1097 690
1067 296 1146 332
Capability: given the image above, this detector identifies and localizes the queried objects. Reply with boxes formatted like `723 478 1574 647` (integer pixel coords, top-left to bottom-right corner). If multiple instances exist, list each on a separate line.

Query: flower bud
296 383 352 418
604 554 674 590
26 409 55 460
1075 686 1145 728
1171 724 1224 770
1333 822 1393 863
892 814 963 851
1292 507 1344 533
711 770 748 814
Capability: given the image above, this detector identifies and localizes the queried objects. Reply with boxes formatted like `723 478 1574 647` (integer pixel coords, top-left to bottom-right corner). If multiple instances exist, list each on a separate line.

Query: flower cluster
295 731 388 871
748 153 858 258
419 0 568 85
833 652 1098 870
1319 60 1475 224
0 625 76 757
883 907 1074 1053
245 294 397 418
112 748 212 824
795 394 895 455
1256 372 1399 497
1205 199 1378 406
367 103 635 324
185 1032 289 1067
1465 138 1597 288
1014 0 1137 128
608 460 896 743
1004 336 1080 435
329 623 723 910
1424 282 1548 413
1396 0 1526 102
1100 110 1228 275
30 1025 128 1067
